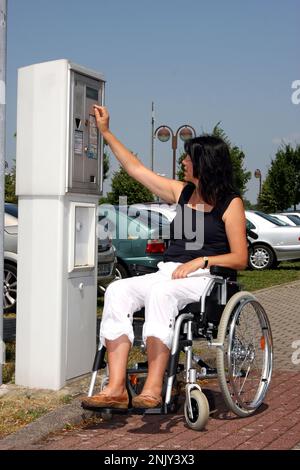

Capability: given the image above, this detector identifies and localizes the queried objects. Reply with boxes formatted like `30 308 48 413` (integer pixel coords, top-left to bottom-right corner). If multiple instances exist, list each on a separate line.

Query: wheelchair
85 263 273 431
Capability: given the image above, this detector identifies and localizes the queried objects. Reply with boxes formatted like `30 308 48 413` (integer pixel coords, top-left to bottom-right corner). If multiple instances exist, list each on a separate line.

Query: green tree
5 162 17 204
243 198 258 210
177 150 186 181
105 165 154 205
5 134 18 203
176 123 251 197
212 123 251 196
103 143 110 181
257 179 278 212
258 144 300 212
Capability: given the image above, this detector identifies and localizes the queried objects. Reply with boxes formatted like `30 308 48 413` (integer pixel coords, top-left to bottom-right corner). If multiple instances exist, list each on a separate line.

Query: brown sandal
81 390 129 409
132 393 162 408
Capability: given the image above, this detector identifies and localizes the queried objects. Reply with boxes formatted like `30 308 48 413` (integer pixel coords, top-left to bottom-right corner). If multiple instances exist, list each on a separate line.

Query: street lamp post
154 124 196 179
254 168 262 197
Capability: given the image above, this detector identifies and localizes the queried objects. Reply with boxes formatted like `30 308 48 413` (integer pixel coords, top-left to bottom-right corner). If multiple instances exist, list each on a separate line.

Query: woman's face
182 155 199 185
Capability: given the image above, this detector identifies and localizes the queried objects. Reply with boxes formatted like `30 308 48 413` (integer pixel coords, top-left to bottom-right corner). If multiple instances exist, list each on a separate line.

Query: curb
0 397 93 450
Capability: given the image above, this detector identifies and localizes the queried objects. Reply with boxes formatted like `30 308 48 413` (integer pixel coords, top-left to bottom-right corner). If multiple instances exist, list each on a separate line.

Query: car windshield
5 203 18 218
286 214 300 226
271 215 293 226
254 211 290 226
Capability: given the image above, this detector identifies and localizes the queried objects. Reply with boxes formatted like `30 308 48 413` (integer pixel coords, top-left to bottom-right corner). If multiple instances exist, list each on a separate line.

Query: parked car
270 213 300 226
3 203 116 313
99 204 300 274
133 202 177 222
281 211 300 217
3 203 18 313
280 212 300 225
96 238 117 293
246 210 300 269
98 204 168 279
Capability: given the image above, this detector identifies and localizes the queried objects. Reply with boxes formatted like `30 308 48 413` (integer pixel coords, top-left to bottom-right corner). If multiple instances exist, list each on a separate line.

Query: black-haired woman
82 106 248 410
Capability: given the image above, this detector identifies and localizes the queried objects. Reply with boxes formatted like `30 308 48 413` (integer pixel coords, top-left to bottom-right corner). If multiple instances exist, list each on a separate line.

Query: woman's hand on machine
172 259 203 279
94 105 110 136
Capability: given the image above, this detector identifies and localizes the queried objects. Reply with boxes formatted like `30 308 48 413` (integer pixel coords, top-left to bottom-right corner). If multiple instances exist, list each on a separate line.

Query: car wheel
3 263 17 313
115 263 130 280
249 244 275 270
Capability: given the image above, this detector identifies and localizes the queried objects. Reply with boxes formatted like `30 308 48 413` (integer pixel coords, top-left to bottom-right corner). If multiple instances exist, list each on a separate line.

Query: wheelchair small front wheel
216 291 273 417
184 390 209 431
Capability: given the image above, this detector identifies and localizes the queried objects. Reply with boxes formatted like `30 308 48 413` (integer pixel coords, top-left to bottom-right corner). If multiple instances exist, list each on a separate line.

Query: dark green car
98 205 169 279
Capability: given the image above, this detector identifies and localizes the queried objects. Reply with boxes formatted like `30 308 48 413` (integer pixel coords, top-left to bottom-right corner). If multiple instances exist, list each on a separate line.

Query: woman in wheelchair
82 105 251 412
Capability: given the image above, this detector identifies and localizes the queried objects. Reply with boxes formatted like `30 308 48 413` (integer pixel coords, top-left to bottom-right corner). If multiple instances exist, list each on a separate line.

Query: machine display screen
86 87 99 100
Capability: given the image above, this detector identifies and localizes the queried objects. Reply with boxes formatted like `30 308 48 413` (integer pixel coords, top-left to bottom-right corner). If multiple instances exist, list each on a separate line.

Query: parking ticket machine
15 60 105 389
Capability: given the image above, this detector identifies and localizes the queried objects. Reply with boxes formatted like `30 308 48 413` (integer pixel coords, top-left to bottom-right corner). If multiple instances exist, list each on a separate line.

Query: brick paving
27 369 299 451
5 281 300 450
254 281 300 372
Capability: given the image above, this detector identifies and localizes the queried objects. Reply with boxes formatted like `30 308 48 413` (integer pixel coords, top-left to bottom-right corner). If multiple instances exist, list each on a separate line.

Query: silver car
3 203 116 313
270 213 300 227
3 203 18 313
246 210 300 269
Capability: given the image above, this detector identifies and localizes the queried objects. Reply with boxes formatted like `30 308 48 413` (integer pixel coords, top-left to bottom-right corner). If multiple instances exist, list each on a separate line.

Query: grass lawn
0 390 72 439
238 260 300 291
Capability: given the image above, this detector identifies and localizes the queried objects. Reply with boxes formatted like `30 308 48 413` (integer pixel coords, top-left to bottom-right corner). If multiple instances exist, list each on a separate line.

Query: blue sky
5 0 300 202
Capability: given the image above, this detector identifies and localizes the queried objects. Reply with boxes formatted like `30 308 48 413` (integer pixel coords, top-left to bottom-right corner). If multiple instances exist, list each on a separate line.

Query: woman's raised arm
94 106 184 203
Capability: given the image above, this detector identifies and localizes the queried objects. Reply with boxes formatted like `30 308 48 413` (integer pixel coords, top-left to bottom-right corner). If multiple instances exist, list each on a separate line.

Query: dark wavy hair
184 135 238 206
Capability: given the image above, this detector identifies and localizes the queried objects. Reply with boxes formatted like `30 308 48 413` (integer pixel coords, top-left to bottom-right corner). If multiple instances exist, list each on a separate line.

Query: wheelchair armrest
209 265 237 281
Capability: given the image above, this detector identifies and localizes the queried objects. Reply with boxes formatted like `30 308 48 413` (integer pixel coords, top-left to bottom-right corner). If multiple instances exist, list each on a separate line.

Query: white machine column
15 59 105 390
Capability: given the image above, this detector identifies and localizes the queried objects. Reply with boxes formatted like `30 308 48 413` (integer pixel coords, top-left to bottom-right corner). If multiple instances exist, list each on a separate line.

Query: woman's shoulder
225 192 241 203
176 182 195 204
217 192 242 215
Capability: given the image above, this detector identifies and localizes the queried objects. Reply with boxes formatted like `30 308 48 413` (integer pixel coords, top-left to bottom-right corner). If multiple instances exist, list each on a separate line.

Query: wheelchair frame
86 266 273 431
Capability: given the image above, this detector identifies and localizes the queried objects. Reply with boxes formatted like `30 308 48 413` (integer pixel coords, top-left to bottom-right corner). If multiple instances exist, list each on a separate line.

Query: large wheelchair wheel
184 389 209 431
216 291 273 417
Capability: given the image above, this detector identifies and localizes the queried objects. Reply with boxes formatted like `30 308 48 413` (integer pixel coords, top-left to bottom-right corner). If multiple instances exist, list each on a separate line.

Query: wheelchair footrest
81 403 177 415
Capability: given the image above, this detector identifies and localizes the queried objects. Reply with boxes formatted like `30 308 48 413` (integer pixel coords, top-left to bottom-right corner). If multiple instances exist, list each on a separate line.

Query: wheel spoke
238 365 251 396
5 271 13 283
5 292 16 305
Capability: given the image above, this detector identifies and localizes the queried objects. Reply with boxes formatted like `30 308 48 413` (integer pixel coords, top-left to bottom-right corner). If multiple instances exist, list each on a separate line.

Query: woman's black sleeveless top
163 183 240 263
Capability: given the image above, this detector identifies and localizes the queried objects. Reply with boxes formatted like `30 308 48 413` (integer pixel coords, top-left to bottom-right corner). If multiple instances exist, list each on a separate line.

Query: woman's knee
103 277 144 318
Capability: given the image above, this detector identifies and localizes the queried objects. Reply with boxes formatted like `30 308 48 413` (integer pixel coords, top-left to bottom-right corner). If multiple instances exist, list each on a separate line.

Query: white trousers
100 261 212 350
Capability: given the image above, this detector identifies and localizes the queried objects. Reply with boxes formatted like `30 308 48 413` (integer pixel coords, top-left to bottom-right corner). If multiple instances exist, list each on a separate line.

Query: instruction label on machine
74 130 83 155
88 115 98 159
